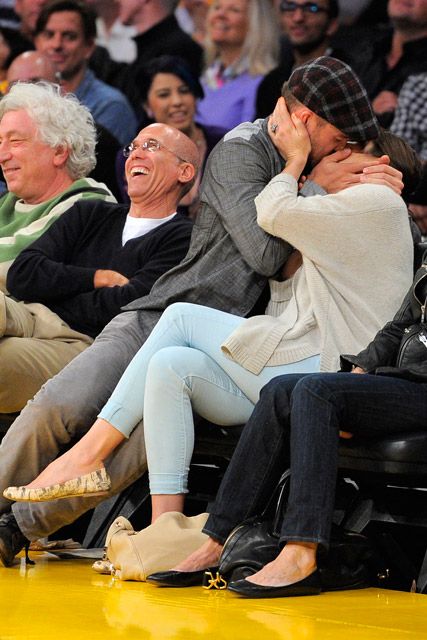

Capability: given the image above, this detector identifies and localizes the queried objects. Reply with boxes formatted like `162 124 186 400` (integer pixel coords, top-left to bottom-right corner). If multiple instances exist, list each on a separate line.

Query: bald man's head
7 50 58 86
142 122 200 197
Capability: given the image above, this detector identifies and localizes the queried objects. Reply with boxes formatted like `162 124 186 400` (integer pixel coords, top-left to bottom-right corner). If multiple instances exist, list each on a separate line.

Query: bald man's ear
178 162 196 184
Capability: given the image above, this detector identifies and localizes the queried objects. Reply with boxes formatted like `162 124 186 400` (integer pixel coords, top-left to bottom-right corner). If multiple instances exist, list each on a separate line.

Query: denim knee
293 373 346 407
260 374 307 416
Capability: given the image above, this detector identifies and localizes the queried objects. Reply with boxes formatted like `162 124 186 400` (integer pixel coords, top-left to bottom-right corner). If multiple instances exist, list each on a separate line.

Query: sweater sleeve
255 175 404 263
48 218 193 337
7 204 97 301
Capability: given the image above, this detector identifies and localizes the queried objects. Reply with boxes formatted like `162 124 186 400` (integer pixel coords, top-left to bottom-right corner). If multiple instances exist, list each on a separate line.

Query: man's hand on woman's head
269 97 311 178
308 150 403 195
360 155 404 195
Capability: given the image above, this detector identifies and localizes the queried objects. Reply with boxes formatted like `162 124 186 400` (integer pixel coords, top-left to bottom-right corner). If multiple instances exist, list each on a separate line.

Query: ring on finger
270 122 279 134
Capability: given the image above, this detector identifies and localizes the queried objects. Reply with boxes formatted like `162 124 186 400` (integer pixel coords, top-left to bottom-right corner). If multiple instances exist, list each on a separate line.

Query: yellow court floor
1 552 427 640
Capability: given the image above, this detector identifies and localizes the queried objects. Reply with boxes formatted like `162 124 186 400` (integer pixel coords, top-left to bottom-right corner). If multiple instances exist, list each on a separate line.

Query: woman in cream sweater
6 101 420 514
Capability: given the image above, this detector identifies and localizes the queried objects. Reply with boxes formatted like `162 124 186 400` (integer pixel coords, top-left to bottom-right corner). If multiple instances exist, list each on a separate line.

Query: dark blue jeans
203 372 427 548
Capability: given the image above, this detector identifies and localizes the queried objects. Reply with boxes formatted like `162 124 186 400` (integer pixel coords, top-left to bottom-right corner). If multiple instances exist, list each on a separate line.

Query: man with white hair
0 80 111 409
0 81 113 289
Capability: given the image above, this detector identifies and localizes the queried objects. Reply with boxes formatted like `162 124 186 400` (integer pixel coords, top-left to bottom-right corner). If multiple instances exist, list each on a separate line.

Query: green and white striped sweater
0 177 115 291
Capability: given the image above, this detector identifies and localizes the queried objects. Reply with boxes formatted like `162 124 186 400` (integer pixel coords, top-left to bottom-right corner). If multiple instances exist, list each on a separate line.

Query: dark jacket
7 201 193 338
94 15 203 115
341 264 427 382
352 27 427 127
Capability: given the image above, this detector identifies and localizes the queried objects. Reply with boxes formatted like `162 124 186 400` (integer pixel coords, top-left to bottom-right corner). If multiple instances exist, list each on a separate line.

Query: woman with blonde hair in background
196 0 280 131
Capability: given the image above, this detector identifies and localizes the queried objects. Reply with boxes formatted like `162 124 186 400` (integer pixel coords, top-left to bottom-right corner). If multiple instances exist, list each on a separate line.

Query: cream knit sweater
221 174 414 374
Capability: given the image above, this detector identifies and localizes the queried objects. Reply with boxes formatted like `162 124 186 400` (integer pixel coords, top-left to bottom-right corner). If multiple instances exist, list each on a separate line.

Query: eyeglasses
280 1 328 14
123 138 189 163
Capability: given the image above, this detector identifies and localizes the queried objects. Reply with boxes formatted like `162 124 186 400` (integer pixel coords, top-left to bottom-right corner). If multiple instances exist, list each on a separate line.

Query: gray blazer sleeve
201 132 294 276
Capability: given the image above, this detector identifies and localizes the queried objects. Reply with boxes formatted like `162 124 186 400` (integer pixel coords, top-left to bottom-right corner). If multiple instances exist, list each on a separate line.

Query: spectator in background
13 0 46 41
116 55 225 216
34 0 138 147
0 81 114 290
196 0 280 131
111 0 203 115
175 0 209 45
256 0 351 119
391 72 427 161
6 48 57 83
391 71 427 236
353 0 427 127
86 0 136 63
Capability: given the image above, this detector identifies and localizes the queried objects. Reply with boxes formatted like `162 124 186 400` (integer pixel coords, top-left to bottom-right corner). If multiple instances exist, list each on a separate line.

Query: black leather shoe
227 569 322 598
147 567 219 588
0 512 29 567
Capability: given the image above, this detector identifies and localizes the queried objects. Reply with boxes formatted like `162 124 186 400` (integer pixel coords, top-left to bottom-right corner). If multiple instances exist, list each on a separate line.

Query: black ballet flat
227 569 322 598
147 567 221 588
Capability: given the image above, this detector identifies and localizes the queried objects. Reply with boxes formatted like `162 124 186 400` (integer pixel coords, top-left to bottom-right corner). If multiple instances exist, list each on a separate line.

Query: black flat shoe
227 569 322 598
147 567 220 588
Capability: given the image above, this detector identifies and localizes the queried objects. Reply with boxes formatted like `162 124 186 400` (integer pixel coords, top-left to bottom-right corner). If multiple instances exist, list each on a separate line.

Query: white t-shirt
122 212 177 246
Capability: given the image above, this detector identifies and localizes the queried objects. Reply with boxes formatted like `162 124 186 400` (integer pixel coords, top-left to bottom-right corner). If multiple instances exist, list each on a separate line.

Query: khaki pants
0 294 93 412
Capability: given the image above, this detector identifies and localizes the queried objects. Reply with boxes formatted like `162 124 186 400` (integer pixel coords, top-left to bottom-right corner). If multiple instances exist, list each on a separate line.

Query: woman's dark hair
138 55 204 104
369 129 423 203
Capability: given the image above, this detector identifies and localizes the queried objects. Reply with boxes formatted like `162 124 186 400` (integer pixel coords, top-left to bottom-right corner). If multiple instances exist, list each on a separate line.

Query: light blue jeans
99 303 320 494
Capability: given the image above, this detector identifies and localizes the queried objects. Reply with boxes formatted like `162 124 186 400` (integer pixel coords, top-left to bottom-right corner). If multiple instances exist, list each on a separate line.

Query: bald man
6 50 57 84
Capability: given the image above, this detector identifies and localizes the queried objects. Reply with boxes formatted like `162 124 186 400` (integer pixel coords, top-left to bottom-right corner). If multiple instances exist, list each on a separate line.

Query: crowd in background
0 0 425 230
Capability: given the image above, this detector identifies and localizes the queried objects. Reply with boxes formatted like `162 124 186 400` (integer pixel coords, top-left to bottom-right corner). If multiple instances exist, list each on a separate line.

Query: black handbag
216 473 387 591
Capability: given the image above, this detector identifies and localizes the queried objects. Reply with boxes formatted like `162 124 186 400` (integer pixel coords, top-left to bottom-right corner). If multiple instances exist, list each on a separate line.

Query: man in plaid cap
287 55 379 149
0 56 404 566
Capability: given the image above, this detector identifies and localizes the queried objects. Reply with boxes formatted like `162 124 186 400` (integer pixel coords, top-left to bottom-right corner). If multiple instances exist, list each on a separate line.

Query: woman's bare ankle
245 542 318 587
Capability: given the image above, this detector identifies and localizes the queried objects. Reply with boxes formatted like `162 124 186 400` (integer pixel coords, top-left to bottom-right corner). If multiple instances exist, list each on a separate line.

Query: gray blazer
124 118 319 323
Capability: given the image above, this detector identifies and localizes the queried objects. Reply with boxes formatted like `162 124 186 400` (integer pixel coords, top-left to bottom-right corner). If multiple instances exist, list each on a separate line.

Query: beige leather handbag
102 511 209 581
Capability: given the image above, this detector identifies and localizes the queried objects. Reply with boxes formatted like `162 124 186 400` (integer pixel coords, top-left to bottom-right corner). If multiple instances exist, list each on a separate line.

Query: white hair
205 0 280 76
0 82 97 179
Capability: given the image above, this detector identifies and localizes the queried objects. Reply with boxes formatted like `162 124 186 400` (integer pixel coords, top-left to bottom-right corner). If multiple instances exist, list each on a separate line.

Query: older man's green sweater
0 177 114 291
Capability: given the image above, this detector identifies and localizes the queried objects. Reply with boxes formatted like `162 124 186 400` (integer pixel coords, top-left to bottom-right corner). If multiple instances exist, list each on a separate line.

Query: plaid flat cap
288 56 379 142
